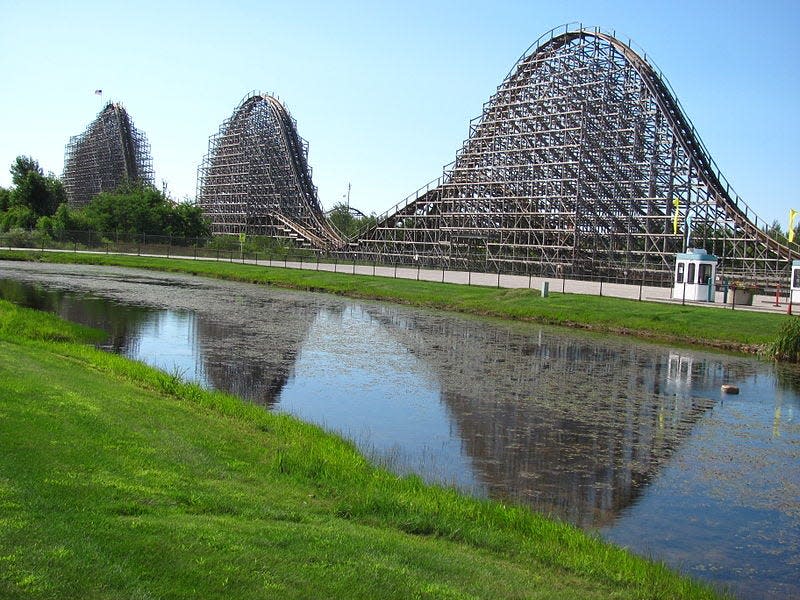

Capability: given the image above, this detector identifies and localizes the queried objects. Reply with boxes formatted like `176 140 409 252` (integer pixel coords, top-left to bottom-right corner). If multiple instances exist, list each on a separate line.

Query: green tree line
327 202 376 238
0 156 209 240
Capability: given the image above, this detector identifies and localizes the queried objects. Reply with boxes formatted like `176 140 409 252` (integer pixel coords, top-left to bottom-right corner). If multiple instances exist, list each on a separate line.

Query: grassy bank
0 300 727 599
0 249 785 352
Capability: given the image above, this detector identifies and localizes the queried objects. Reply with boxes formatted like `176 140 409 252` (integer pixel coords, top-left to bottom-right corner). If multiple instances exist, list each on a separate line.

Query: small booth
673 248 717 302
791 260 800 304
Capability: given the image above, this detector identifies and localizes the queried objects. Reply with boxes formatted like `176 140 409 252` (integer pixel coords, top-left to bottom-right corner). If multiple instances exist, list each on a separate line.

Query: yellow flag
789 209 798 243
672 198 680 235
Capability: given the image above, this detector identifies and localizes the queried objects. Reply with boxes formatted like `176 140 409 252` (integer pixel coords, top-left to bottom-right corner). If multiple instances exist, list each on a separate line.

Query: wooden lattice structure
197 92 344 249
63 102 154 208
351 25 796 284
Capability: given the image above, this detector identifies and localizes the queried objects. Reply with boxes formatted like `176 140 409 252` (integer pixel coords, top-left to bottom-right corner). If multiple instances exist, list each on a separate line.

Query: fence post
639 271 644 301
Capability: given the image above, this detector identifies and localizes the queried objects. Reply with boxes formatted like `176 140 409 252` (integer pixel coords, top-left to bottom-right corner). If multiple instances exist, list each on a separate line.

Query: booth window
698 263 712 284
687 263 696 284
676 262 685 283
794 269 800 288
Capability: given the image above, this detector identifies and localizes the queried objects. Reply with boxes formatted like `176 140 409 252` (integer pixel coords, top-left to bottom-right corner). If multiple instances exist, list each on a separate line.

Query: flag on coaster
94 89 102 95
672 198 680 235
789 209 798 243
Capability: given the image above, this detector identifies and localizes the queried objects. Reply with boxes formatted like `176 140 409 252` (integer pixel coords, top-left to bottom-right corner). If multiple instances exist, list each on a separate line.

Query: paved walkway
2 246 792 315
311 260 789 315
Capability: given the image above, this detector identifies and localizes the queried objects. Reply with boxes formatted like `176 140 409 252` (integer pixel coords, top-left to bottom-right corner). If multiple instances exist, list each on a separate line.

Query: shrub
767 317 800 362
1 227 38 248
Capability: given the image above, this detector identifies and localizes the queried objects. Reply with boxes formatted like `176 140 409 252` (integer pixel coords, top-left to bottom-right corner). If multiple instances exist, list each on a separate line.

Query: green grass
0 249 786 352
0 298 106 344
0 301 728 599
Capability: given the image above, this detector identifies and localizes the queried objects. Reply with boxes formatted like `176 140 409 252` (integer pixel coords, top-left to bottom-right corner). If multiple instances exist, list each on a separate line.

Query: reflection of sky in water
112 311 209 388
603 374 799 600
274 306 481 492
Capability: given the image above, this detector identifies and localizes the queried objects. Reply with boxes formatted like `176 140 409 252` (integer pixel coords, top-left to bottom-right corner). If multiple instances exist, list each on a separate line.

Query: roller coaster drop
63 102 154 209
354 25 797 284
197 93 344 249
195 25 795 284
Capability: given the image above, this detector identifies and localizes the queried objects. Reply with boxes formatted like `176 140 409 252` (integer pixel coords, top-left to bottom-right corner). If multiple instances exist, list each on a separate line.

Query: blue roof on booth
677 248 717 262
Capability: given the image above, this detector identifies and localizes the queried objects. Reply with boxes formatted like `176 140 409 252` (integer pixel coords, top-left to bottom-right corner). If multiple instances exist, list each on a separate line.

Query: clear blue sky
1 0 798 228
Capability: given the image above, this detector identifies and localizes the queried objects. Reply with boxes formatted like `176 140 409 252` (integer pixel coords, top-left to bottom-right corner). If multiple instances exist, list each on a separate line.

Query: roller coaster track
352 24 797 285
197 92 345 249
63 102 154 209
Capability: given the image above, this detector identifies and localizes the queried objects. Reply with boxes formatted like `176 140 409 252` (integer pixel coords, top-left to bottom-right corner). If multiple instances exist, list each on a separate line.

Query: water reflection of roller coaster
196 25 797 285
365 306 757 526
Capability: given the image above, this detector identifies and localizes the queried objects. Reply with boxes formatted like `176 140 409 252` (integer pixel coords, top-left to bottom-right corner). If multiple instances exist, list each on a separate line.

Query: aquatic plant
766 316 800 362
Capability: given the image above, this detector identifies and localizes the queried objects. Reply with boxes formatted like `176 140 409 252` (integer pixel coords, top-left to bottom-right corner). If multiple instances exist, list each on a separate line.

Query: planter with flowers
729 281 759 306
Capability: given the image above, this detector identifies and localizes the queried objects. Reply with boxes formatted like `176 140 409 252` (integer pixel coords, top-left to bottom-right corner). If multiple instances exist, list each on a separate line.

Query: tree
766 219 791 246
0 205 36 231
328 202 356 236
36 204 93 238
10 155 42 186
0 157 210 241
165 201 211 239
327 202 376 238
6 156 62 218
79 181 210 239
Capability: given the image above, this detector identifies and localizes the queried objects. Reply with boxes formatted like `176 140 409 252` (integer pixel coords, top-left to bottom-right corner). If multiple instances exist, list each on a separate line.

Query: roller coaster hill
64 102 154 209
197 93 345 250
197 25 798 288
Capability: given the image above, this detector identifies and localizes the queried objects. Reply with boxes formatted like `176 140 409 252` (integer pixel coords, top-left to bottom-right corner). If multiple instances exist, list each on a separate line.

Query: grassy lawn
0 299 728 599
0 249 786 351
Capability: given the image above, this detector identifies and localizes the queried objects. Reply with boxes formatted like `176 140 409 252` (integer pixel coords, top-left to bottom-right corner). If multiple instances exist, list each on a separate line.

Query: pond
1 261 797 599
